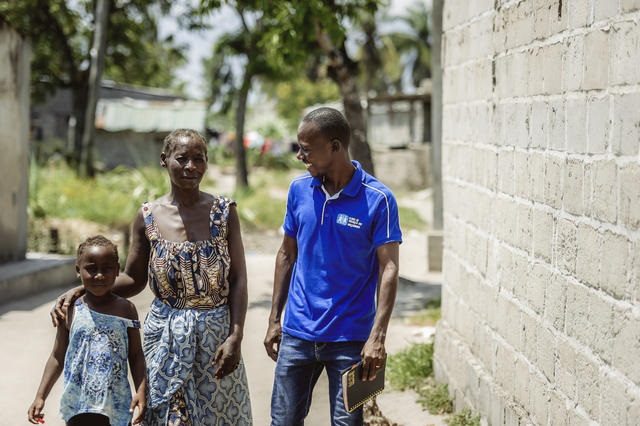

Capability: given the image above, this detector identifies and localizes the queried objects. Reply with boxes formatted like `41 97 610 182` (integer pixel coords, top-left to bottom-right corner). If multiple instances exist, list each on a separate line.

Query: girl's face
161 137 208 189
76 245 119 297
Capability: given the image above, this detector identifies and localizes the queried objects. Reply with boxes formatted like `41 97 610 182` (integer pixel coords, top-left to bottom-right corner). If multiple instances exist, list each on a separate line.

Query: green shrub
445 408 481 426
387 343 433 391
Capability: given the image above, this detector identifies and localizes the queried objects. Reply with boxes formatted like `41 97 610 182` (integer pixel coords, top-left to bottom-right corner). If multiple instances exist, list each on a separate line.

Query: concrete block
563 34 585 92
529 372 551 424
598 231 630 298
521 311 539 365
548 99 566 151
529 101 548 150
590 159 617 223
497 148 515 195
583 29 610 89
544 153 565 210
533 0 551 39
611 93 640 157
544 272 567 330
566 98 588 153
548 390 569 426
0 254 76 304
586 95 610 154
574 351 601 420
528 262 550 314
532 205 554 262
515 149 531 200
516 202 533 254
594 1 619 21
567 0 590 28
619 163 640 229
588 291 615 364
555 337 577 398
529 151 546 204
575 223 602 288
565 281 591 344
536 325 556 382
599 370 631 425
528 47 545 96
543 42 564 94
563 158 585 215
611 20 640 85
621 0 640 13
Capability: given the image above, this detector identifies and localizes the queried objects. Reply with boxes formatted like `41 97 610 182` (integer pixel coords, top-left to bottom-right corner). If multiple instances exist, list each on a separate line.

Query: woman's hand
212 334 242 379
50 285 83 327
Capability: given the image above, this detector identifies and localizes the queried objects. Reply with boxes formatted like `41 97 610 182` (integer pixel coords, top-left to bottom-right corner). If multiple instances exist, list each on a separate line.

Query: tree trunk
234 74 251 190
80 0 110 178
315 28 375 175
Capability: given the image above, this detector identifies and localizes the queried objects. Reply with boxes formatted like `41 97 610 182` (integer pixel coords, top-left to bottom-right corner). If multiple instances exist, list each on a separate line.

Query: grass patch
387 304 481 425
398 205 427 231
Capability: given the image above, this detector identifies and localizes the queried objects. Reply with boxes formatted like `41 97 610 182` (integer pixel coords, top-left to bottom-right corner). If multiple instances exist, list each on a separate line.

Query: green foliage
29 161 170 227
398 205 426 231
445 409 481 426
263 77 340 133
420 381 453 414
0 0 184 101
387 343 434 391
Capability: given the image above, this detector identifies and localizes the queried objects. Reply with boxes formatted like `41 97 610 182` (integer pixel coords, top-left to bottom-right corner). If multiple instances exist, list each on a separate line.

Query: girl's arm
114 208 151 298
213 204 248 379
125 302 146 424
28 308 71 423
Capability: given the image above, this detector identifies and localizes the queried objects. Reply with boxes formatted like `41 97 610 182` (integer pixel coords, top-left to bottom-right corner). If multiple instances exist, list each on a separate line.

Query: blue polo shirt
282 161 402 342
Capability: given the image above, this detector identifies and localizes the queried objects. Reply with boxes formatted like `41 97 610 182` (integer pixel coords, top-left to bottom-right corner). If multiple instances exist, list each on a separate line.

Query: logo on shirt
337 213 362 229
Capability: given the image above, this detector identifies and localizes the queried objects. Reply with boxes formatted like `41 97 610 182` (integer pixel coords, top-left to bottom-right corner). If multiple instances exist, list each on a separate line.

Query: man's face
296 122 334 177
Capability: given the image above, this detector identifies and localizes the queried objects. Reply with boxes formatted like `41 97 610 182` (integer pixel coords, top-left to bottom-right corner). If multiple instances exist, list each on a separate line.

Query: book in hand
341 360 385 412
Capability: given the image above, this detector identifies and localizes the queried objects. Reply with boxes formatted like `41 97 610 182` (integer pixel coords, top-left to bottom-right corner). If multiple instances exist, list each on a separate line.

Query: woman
52 129 252 425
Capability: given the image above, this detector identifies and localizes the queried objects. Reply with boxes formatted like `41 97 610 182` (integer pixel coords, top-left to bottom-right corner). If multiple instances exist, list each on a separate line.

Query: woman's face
162 136 208 189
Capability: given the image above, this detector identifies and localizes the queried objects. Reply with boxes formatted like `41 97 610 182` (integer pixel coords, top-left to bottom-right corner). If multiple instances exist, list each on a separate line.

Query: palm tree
385 1 432 90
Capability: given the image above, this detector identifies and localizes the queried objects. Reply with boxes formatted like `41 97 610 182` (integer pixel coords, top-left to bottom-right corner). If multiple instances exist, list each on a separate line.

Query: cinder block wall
434 1 640 425
0 21 30 263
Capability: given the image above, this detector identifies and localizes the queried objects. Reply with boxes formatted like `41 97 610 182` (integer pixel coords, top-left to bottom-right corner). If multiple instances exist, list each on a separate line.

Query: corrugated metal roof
95 98 207 132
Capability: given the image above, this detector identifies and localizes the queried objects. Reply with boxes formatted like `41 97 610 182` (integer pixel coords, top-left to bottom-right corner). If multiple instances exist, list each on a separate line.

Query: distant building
31 80 207 169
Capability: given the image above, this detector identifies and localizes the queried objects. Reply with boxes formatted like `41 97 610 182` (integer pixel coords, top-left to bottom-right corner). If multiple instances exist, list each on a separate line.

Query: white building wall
0 21 30 262
434 1 640 424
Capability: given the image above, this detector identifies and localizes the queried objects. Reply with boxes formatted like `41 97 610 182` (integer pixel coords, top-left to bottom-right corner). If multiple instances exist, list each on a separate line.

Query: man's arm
264 234 297 361
361 241 400 380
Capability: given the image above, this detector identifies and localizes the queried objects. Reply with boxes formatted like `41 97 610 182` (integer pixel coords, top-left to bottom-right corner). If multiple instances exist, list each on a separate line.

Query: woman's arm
125 302 146 424
213 204 248 379
113 208 151 298
264 233 297 361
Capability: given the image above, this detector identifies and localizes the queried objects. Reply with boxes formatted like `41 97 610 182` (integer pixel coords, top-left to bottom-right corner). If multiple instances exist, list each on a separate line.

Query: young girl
28 235 146 426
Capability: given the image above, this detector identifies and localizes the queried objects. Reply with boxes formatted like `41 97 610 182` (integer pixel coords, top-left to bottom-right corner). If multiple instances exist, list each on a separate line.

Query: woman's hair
162 128 208 156
77 235 119 262
301 107 351 148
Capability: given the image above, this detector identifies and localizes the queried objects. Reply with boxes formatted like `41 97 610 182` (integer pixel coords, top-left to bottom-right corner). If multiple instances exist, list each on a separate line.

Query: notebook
341 360 385 412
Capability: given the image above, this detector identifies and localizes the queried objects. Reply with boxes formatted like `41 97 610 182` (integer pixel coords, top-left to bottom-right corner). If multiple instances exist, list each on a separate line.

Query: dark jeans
270 332 364 426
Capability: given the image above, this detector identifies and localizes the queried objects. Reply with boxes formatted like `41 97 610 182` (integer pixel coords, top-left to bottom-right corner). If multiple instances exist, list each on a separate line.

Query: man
264 107 402 425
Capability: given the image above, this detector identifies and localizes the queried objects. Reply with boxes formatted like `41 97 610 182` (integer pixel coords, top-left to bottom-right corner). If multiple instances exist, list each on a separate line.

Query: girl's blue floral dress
60 299 140 426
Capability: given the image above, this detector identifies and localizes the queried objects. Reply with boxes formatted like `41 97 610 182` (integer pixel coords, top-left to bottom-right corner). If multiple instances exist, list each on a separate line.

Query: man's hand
212 335 242 379
264 321 282 361
360 338 387 381
50 286 83 327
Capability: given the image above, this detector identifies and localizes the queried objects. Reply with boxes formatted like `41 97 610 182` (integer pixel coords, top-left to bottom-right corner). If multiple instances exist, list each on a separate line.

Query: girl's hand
212 335 242 379
27 398 45 424
130 392 146 424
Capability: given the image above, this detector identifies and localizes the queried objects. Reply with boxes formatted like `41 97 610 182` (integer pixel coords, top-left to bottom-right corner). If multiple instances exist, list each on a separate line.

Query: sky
160 0 430 99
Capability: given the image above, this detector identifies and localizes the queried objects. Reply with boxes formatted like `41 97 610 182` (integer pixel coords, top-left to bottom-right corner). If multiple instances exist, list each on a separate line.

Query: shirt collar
310 160 363 198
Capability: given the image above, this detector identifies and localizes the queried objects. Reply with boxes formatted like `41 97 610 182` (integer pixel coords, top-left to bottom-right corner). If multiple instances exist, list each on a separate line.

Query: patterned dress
60 299 140 426
141 197 252 426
